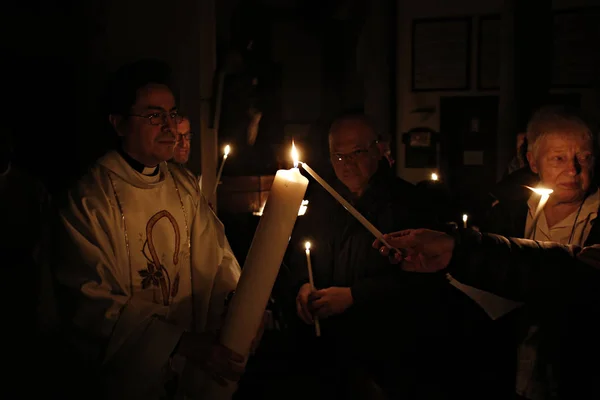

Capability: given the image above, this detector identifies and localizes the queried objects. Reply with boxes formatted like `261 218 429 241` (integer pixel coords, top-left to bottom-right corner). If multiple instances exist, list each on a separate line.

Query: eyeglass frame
176 133 194 142
330 140 379 164
128 110 183 126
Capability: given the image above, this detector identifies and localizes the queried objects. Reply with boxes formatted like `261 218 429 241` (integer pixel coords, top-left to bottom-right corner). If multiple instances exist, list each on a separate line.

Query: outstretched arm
374 229 600 304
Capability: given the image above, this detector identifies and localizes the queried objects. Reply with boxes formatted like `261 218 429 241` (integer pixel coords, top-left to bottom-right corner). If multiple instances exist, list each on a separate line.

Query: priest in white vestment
54 60 243 399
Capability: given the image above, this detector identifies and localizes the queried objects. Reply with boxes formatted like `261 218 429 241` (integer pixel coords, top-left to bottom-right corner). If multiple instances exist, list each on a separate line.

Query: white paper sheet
447 274 523 320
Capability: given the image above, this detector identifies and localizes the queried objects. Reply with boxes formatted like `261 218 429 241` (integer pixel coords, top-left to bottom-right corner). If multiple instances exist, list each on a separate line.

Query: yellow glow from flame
431 173 438 181
305 241 311 251
462 214 468 222
526 186 553 196
224 144 231 157
253 199 309 217
291 141 299 168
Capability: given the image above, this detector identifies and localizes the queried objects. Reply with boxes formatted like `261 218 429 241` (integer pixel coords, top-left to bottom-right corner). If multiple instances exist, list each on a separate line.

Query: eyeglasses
176 133 194 142
129 111 183 126
331 140 378 164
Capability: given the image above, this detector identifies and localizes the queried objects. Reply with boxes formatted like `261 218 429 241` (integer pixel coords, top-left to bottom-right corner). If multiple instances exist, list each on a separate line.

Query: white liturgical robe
56 150 241 398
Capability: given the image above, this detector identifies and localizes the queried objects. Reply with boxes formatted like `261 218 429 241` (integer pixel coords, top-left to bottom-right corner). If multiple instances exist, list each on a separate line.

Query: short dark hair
105 59 173 117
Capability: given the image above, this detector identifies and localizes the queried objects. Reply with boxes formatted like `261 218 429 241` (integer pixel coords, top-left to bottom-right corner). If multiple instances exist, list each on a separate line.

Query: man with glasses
173 117 193 165
283 113 453 398
54 59 246 399
170 117 209 201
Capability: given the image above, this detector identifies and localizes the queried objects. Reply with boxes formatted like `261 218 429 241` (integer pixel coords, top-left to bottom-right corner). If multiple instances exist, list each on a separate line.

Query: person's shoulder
61 156 114 205
490 167 537 204
386 176 419 202
391 176 417 191
167 163 201 200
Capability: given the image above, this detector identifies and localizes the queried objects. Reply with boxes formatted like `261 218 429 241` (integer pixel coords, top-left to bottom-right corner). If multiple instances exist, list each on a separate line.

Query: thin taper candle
299 162 399 252
524 187 553 239
213 144 231 196
304 242 321 337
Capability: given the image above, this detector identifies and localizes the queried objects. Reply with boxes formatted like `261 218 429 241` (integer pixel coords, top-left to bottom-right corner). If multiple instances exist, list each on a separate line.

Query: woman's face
528 133 594 204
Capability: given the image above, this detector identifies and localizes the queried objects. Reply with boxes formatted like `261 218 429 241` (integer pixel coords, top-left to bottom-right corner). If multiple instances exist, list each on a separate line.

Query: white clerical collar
118 148 159 176
142 166 158 176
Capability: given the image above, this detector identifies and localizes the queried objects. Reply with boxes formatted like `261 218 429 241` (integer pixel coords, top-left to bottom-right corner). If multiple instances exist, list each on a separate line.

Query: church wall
395 0 599 184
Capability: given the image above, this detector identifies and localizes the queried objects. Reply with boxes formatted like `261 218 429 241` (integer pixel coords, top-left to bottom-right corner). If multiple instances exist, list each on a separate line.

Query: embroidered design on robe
139 210 181 305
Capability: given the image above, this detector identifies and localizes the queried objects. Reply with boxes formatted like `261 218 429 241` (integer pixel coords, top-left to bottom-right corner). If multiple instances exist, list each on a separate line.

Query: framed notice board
477 14 501 90
412 17 472 91
551 7 600 88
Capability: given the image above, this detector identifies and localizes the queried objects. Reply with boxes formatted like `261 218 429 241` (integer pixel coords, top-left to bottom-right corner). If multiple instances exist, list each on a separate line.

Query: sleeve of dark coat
449 230 600 306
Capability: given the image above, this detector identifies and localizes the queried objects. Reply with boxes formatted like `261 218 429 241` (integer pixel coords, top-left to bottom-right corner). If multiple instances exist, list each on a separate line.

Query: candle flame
305 241 311 251
462 214 468 222
224 144 231 157
431 172 438 181
526 186 553 196
291 141 299 168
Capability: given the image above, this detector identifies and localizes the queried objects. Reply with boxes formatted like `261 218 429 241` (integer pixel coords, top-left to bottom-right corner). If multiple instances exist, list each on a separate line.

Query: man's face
528 132 594 204
116 83 179 166
329 120 381 195
173 119 191 164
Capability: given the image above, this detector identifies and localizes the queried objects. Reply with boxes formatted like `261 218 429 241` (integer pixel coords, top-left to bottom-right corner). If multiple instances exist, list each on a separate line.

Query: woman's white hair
526 105 597 158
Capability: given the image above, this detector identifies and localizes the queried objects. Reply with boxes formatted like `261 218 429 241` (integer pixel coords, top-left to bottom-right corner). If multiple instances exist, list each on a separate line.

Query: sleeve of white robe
191 194 241 332
55 173 184 397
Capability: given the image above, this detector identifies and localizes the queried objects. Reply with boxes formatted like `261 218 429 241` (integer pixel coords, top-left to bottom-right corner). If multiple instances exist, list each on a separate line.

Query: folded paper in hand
447 274 523 320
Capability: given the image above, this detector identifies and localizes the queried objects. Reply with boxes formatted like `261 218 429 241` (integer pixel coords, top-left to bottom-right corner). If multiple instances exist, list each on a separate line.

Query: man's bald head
328 114 382 196
328 114 379 148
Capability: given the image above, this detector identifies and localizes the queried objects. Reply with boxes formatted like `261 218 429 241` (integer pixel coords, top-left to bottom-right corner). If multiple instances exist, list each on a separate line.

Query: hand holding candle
524 186 553 239
304 242 321 337
213 144 231 196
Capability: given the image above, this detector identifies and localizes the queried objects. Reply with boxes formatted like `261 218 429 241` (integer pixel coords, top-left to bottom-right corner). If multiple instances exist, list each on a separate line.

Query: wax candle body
525 194 550 239
213 150 229 196
305 246 321 337
203 167 308 399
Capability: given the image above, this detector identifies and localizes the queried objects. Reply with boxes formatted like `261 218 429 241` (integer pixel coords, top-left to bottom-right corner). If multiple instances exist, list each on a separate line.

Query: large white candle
524 186 553 239
203 143 308 398
299 162 399 252
304 241 321 337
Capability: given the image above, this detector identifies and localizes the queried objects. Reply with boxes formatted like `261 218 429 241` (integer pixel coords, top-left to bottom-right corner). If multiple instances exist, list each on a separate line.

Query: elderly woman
489 106 598 241
482 105 599 399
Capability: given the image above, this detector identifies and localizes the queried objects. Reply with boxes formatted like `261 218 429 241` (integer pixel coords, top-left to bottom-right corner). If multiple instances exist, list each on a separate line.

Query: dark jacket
454 229 600 399
489 167 538 205
287 168 443 321
281 167 478 399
